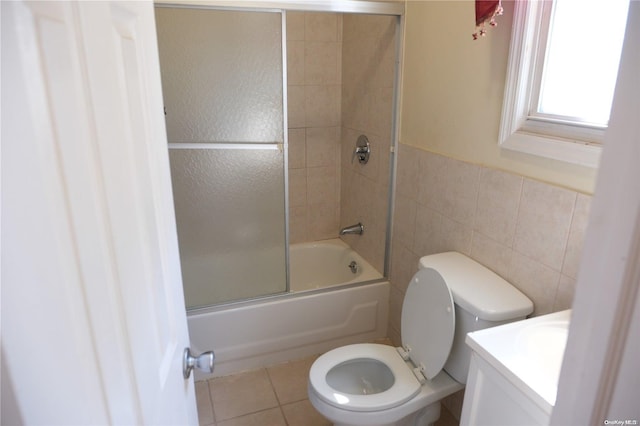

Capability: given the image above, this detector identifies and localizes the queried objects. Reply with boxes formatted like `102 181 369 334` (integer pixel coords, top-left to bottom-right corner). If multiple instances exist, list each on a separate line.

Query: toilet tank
418 252 533 383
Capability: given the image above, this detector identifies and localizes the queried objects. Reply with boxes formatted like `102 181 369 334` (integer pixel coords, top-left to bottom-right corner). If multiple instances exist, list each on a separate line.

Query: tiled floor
195 351 459 426
195 355 328 426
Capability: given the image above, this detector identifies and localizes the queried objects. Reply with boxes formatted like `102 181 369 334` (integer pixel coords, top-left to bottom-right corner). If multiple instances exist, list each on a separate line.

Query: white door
1 1 198 424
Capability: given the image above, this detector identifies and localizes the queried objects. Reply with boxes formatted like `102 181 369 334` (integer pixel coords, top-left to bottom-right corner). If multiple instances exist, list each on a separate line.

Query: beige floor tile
217 408 286 426
266 355 317 404
281 399 331 426
209 369 278 421
195 380 214 425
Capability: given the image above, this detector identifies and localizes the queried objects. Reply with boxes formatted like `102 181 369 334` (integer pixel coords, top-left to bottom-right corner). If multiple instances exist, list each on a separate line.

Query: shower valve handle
352 135 370 164
183 347 215 379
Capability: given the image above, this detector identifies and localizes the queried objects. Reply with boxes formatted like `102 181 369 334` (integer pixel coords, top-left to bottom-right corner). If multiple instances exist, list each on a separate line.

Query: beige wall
400 1 597 194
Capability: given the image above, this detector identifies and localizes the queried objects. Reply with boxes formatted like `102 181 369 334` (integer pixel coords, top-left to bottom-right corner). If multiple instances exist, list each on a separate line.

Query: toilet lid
401 268 455 380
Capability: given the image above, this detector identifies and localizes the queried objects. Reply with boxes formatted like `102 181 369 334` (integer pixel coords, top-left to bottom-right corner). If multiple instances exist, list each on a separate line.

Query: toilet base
310 389 442 426
408 402 441 426
330 403 439 426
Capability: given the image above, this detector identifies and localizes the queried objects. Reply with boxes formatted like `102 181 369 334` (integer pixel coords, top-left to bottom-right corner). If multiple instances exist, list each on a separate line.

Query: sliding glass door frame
157 5 291 307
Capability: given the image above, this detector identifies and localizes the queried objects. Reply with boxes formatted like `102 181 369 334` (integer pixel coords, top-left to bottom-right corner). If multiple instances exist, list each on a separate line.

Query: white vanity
460 310 571 425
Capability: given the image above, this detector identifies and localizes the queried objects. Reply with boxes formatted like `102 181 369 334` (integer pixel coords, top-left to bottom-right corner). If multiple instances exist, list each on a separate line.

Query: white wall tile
287 85 306 128
553 274 576 312
308 201 339 241
286 12 343 244
339 168 356 222
305 13 338 42
306 127 338 168
475 168 523 246
438 216 473 256
370 87 394 138
514 179 576 271
288 168 307 208
417 150 448 211
286 12 305 41
288 128 306 169
562 193 591 279
289 205 308 244
390 239 419 294
287 40 305 86
390 143 590 343
440 158 480 226
413 204 443 256
307 166 338 206
470 231 513 280
305 41 340 85
305 85 340 127
509 251 560 316
392 193 417 251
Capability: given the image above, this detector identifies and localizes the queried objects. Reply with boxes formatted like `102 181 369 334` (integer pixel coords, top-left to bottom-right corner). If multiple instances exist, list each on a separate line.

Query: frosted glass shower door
156 7 287 308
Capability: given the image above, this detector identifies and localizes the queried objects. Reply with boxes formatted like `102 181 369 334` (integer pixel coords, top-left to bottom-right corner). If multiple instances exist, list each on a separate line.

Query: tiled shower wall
339 14 397 274
286 12 343 243
286 12 398 278
389 144 591 345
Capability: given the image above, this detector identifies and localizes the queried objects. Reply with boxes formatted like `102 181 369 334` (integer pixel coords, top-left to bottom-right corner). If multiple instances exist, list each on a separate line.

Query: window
500 0 629 168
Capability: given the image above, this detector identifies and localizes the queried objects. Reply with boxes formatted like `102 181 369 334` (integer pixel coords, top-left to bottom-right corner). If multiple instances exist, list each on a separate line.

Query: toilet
308 252 533 426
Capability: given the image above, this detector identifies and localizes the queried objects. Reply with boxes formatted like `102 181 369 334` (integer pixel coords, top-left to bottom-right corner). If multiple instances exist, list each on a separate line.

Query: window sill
499 131 602 168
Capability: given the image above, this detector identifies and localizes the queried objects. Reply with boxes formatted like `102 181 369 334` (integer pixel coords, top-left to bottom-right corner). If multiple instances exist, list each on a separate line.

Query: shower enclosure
156 7 288 308
155 2 402 311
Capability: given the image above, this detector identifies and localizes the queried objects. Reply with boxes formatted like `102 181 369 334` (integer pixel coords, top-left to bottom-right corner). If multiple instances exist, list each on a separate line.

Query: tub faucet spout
340 222 364 235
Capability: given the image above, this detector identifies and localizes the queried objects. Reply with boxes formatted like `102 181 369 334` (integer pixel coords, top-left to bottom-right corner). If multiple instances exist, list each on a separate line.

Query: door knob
183 347 215 379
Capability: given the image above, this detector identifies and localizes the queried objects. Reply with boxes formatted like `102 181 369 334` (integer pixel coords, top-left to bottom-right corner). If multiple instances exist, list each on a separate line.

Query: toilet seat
309 343 421 412
308 268 456 414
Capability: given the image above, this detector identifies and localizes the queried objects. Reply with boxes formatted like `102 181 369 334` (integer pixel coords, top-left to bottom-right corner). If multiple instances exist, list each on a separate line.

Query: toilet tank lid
419 252 533 321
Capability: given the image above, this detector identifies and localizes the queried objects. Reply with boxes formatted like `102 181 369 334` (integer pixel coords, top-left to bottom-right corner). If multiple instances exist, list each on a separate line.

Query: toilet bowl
308 252 534 426
308 343 463 426
311 344 421 412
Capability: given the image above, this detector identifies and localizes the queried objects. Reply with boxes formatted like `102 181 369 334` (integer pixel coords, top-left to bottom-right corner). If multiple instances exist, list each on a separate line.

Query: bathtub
289 239 383 292
188 239 389 379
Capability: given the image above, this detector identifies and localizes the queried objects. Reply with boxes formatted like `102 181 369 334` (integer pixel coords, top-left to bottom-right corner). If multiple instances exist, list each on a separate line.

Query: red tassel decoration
473 0 503 40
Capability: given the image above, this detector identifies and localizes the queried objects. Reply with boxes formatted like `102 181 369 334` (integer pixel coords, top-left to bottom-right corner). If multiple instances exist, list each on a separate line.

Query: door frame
551 2 640 423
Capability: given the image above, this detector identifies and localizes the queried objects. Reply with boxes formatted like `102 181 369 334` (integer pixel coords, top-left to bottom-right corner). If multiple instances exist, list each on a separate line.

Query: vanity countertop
465 309 571 414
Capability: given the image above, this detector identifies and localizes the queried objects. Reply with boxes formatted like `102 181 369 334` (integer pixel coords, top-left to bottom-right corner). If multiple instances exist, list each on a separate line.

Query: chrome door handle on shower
183 347 215 379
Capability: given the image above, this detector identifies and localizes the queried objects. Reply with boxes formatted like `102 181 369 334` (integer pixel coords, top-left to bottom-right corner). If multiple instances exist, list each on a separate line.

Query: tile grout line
265 366 290 425
205 378 216 426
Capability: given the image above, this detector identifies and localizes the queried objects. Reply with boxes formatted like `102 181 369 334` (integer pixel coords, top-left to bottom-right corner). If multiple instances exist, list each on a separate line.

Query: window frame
499 0 607 168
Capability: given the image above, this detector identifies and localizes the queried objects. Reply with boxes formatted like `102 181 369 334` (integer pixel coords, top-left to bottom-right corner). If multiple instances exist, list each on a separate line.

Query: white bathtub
290 239 382 292
188 239 389 379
